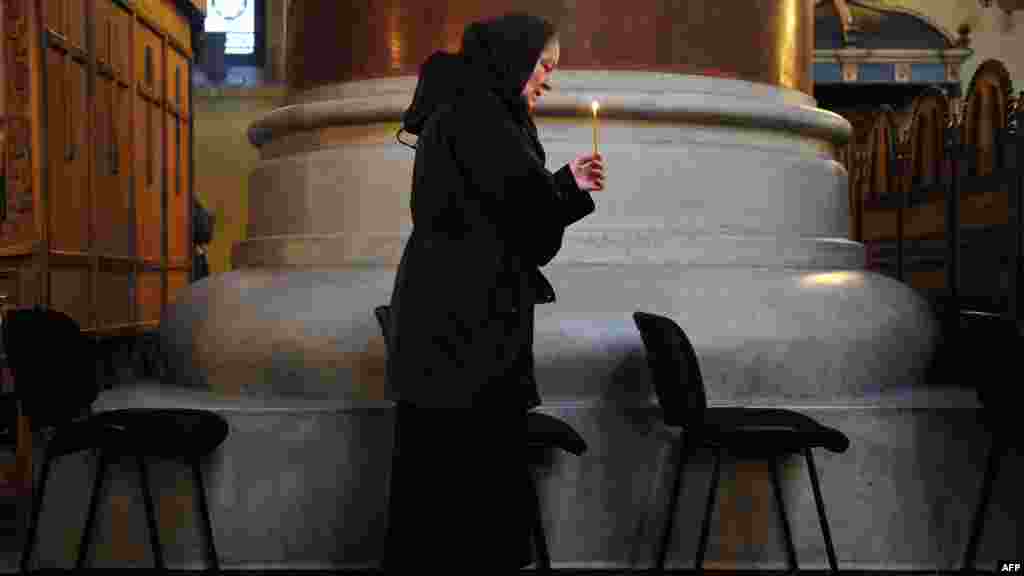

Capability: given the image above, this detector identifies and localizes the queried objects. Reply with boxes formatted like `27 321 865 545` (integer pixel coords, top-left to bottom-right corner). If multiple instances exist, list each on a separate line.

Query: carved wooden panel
94 1 113 261
963 60 1012 177
861 209 898 243
960 189 1010 229
903 200 945 240
16 261 40 307
46 48 89 253
94 0 109 64
174 51 189 119
860 111 901 245
164 98 177 262
839 61 1018 307
68 57 89 250
44 0 61 35
95 2 134 261
907 89 948 191
3 0 193 330
136 18 165 105
177 119 190 263
907 269 945 291
868 112 899 204
115 68 134 259
96 0 131 81
134 0 192 55
49 265 90 328
860 115 893 202
167 269 188 303
832 108 879 242
137 269 161 322
2 0 39 248
166 47 189 267
0 268 18 312
44 50 64 242
900 89 950 246
96 262 134 328
67 0 87 52
136 23 164 266
94 73 117 255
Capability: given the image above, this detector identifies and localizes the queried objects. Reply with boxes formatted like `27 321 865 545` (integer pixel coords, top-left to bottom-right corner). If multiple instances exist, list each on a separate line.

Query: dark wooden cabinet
1 0 202 335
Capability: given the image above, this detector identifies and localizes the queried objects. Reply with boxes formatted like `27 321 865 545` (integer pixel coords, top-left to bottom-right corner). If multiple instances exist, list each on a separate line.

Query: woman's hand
570 153 605 192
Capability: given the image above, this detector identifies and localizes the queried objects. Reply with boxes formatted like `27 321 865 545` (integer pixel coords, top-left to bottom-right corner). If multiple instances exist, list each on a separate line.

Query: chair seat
689 407 850 455
48 418 125 458
93 408 229 459
526 411 587 456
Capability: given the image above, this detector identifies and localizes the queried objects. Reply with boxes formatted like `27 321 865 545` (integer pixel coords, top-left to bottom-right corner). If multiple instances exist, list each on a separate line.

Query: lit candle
591 100 600 156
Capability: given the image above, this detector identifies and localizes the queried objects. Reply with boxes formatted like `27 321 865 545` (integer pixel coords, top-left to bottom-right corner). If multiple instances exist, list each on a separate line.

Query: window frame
206 0 264 67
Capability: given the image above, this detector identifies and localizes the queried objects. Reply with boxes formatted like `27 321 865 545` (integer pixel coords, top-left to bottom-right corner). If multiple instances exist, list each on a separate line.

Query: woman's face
522 38 559 112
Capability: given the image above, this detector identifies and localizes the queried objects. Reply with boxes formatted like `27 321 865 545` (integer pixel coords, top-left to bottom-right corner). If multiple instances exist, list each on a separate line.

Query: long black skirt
383 402 532 572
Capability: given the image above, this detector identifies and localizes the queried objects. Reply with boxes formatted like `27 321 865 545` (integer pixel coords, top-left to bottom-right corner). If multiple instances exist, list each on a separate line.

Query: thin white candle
591 100 600 156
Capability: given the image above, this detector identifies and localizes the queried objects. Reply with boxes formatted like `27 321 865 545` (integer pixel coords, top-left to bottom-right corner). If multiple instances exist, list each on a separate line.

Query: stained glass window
204 0 255 55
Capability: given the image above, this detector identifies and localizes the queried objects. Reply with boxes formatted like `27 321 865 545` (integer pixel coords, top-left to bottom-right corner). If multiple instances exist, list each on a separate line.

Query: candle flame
591 100 600 115
799 271 864 287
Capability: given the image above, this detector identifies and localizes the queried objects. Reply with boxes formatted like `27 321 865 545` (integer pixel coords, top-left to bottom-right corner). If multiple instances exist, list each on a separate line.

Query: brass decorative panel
287 0 814 94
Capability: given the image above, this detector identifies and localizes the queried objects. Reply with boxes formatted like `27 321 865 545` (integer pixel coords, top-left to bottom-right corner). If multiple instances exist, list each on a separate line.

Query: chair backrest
527 411 587 456
374 305 391 343
958 311 1020 408
1 307 98 427
374 305 394 391
632 311 707 427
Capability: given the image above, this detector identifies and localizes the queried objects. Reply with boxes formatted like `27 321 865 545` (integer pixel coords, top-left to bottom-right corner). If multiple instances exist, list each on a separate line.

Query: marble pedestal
3 72 1013 571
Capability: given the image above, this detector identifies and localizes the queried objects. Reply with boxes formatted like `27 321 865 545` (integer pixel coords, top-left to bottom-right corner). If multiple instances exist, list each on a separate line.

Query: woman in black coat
384 13 605 571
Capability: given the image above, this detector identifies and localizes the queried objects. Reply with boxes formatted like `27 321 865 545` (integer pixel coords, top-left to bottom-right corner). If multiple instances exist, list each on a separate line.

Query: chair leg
655 436 690 574
136 455 165 569
695 447 722 574
770 456 798 574
76 450 110 569
804 448 839 573
962 436 1004 574
527 466 550 572
191 457 221 572
20 449 54 574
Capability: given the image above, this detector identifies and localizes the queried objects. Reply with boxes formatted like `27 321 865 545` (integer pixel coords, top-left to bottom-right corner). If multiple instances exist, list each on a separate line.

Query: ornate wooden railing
845 60 1022 321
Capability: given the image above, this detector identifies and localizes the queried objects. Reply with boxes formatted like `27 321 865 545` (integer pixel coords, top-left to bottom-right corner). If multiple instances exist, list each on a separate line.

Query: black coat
387 17 595 410
192 197 213 281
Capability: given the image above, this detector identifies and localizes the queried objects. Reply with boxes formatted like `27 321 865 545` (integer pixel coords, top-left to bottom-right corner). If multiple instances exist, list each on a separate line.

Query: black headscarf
460 13 555 114
401 13 556 150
